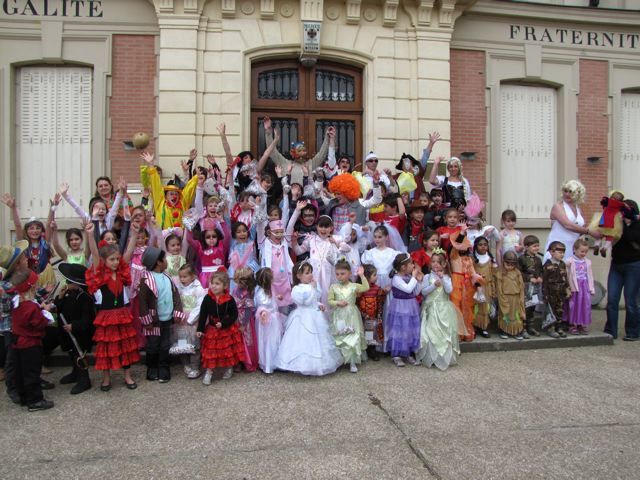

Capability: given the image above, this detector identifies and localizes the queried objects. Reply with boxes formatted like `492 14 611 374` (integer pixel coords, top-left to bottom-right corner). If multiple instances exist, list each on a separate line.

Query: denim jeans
605 260 640 339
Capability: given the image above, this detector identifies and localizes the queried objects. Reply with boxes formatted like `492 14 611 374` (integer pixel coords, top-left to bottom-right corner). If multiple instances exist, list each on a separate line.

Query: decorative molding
363 7 376 22
383 0 399 27
417 0 435 27
439 0 463 28
326 5 340 21
155 0 174 13
301 0 323 22
242 1 255 15
346 0 361 25
222 0 236 18
280 3 295 17
183 0 198 13
260 0 275 19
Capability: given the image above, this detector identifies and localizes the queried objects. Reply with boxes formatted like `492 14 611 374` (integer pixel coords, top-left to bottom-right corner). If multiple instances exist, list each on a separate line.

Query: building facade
1 0 639 255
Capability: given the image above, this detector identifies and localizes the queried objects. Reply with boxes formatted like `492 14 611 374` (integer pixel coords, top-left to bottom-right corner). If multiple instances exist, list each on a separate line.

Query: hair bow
162 227 183 240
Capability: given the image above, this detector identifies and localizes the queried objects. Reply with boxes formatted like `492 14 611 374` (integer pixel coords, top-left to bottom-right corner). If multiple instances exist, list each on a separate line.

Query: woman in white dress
543 180 600 261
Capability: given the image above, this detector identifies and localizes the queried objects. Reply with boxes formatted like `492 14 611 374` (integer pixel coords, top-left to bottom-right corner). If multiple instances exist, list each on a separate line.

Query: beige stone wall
155 0 465 175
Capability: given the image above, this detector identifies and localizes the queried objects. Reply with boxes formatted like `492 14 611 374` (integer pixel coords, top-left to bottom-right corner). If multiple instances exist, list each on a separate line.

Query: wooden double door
251 59 363 164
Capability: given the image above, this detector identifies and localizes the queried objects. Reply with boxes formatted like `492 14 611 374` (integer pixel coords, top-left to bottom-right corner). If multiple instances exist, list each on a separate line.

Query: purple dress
568 259 591 327
386 275 421 357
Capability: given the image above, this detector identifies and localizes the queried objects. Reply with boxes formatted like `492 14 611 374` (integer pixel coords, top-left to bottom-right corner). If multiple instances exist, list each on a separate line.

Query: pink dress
265 241 292 308
233 285 258 372
188 236 225 287
129 246 147 349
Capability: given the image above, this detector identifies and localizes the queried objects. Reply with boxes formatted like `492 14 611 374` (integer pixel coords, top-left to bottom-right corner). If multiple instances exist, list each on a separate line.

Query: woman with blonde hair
543 180 600 262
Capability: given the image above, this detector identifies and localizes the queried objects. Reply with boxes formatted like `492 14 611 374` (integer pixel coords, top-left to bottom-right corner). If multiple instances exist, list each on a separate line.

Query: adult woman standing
428 156 472 208
604 200 640 340
543 180 599 262
93 176 134 215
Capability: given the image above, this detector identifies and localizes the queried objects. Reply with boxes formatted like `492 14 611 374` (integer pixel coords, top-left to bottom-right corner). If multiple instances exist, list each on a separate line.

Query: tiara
432 247 446 255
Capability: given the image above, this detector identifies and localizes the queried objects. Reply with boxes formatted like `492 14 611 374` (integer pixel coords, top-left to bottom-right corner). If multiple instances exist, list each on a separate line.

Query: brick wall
576 59 609 221
450 49 487 202
109 34 157 183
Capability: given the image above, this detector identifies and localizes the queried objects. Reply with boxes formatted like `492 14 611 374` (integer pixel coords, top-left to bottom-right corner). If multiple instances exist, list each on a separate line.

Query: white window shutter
619 93 640 199
500 85 556 219
17 66 92 220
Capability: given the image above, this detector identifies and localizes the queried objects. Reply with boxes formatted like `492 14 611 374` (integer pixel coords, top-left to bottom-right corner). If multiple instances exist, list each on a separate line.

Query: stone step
460 330 614 353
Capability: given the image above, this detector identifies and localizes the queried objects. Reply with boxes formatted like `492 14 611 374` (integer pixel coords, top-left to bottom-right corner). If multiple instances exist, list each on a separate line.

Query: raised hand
383 168 392 177
59 182 70 196
1 193 15 208
296 199 309 211
51 192 62 206
263 116 272 131
83 220 95 234
180 159 189 173
207 154 216 166
428 131 441 146
216 123 226 135
327 126 336 138
189 149 198 161
117 176 127 193
356 266 365 277
140 151 154 165
275 164 283 178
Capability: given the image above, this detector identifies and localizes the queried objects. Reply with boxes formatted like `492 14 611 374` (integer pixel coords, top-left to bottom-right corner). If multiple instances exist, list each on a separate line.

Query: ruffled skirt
385 298 421 357
200 323 247 369
93 307 141 371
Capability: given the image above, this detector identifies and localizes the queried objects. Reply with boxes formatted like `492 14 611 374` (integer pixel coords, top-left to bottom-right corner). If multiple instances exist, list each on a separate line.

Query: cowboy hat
58 262 88 287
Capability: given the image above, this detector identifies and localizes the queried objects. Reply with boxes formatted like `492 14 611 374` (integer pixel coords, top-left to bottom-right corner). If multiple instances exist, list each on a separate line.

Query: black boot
366 346 380 361
60 353 79 385
70 368 92 395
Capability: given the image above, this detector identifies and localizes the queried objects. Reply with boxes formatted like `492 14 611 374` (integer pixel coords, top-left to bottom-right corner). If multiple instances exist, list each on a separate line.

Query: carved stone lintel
346 0 361 25
183 0 198 13
383 0 399 27
417 0 435 27
261 0 275 19
222 0 236 18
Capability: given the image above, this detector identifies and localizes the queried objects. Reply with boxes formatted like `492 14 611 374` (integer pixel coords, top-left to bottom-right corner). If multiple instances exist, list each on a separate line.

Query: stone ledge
461 330 614 353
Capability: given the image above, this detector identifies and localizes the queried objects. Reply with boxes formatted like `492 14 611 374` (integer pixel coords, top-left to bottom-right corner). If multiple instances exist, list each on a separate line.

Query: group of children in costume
1 119 635 412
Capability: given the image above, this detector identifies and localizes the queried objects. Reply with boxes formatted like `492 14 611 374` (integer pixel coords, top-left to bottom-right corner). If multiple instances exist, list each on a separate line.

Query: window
16 66 92 219
619 93 640 197
499 84 557 219
251 60 362 163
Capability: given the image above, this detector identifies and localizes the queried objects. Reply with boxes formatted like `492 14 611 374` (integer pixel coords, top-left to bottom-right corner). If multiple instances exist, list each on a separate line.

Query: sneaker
521 330 530 339
514 333 524 340
183 365 192 376
481 330 490 338
28 399 54 412
187 369 201 379
392 357 405 367
557 329 567 338
547 329 560 338
202 370 213 385
569 327 580 335
499 332 509 339
528 328 540 337
222 368 233 380
406 356 420 366
350 364 358 373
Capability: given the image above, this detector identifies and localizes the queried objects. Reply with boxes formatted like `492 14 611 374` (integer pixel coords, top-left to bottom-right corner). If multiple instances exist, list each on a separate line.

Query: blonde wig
561 179 586 204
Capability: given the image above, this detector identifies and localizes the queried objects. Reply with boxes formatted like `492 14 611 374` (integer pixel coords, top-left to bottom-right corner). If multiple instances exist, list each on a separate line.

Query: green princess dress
328 278 369 369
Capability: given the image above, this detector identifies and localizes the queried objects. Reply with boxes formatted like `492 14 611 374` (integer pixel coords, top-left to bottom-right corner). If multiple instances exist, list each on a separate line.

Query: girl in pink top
186 218 226 287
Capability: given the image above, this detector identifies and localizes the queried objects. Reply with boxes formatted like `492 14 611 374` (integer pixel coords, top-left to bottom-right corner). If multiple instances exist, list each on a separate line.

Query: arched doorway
251 59 363 165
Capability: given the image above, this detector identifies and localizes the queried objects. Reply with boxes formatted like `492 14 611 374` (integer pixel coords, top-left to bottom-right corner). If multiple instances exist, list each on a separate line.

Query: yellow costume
141 166 198 229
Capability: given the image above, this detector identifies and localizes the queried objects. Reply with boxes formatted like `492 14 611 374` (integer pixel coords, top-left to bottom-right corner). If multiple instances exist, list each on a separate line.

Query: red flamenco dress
197 291 246 369
86 259 141 370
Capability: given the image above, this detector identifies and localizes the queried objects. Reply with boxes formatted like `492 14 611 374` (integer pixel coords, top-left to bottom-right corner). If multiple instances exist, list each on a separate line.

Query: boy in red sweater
9 270 54 411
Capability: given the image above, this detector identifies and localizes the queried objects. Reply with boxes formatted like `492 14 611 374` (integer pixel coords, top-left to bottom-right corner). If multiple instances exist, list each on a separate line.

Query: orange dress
448 234 482 341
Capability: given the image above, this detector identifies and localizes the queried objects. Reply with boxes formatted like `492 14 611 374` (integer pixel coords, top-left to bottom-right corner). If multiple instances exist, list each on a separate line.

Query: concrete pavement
3 310 639 479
